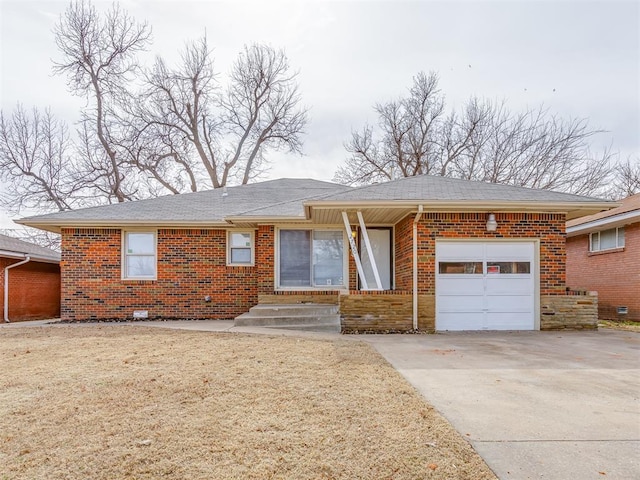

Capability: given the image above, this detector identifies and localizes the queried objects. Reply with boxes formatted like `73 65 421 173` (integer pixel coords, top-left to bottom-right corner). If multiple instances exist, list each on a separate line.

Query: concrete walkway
3 319 639 479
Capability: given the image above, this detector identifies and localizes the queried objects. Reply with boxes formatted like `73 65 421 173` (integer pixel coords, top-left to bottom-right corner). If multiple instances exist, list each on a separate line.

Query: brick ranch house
0 234 61 322
18 176 616 331
566 193 639 321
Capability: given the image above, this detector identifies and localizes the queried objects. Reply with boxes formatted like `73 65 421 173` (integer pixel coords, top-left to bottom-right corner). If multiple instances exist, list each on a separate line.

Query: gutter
4 255 30 323
413 205 424 330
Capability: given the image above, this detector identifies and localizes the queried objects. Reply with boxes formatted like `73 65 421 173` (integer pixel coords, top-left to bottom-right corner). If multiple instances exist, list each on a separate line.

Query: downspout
4 255 30 323
413 205 423 330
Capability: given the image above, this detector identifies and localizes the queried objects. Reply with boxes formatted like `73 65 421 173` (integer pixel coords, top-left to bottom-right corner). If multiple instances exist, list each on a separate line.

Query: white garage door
436 241 536 331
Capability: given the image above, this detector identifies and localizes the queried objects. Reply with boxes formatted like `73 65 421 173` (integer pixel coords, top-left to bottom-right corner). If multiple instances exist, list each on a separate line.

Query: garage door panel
437 242 484 259
438 277 484 294
485 295 534 311
486 312 534 330
485 242 532 259
486 278 532 295
438 313 487 331
438 295 485 311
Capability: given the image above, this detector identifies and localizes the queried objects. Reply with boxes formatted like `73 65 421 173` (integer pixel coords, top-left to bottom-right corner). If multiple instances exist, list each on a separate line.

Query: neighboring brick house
18 176 615 331
566 194 640 321
0 234 61 322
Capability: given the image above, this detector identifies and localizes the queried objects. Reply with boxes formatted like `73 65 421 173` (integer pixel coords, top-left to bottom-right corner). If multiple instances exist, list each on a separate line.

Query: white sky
1 0 639 229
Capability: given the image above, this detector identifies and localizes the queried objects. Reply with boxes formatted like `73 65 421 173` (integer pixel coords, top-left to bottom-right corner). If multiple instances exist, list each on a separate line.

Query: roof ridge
231 184 352 216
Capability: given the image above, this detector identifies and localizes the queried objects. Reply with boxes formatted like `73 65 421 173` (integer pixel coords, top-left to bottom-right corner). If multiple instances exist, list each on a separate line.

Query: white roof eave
566 210 640 236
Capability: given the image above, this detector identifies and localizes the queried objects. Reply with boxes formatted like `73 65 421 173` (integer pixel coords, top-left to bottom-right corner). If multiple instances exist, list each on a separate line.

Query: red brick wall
61 228 258 321
394 215 413 291
392 212 566 295
0 257 60 322
60 214 568 322
257 225 275 294
566 222 640 320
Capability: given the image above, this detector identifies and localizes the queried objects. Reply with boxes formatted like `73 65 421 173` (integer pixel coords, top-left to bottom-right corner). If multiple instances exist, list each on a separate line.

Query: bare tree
53 0 151 203
223 44 307 185
337 72 445 185
140 38 307 189
0 106 78 214
608 156 640 199
336 72 615 196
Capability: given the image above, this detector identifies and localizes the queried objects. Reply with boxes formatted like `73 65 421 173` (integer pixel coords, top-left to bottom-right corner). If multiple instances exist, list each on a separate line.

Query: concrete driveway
362 330 640 480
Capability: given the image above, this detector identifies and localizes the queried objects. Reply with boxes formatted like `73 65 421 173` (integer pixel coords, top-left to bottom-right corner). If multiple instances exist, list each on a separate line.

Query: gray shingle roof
17 175 615 231
311 175 609 203
18 179 350 224
0 234 60 262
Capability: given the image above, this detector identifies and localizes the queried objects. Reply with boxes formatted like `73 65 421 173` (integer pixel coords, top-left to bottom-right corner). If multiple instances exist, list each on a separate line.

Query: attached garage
436 241 537 331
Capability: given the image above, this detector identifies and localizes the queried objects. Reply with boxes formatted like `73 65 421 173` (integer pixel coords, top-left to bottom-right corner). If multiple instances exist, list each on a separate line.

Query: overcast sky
0 0 639 229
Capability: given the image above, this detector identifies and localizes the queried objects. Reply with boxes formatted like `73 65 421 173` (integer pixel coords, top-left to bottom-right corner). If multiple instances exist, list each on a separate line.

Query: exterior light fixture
486 213 498 232
351 230 357 238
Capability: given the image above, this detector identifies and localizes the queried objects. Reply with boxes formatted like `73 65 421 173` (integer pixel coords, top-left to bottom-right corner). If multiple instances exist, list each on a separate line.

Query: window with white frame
589 227 625 252
278 229 344 287
228 231 254 265
123 231 156 279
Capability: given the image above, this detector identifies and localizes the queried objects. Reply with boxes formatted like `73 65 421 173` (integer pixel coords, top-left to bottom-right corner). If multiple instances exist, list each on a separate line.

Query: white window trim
589 227 625 253
121 230 158 280
227 230 255 266
275 227 348 290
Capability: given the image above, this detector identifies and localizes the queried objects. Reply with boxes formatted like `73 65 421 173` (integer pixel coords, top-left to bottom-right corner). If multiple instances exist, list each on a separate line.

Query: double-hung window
589 227 625 252
123 231 156 279
228 232 254 266
278 229 344 287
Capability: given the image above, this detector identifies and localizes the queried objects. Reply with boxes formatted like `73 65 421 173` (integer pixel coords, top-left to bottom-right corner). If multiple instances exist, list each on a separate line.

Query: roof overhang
304 200 617 224
566 210 640 237
14 219 233 234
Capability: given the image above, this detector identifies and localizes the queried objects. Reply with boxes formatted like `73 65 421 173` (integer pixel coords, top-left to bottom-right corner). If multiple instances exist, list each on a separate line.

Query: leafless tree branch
335 71 615 196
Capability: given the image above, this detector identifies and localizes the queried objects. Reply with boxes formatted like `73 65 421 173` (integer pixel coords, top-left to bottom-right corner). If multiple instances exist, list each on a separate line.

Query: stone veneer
340 292 435 332
540 292 598 330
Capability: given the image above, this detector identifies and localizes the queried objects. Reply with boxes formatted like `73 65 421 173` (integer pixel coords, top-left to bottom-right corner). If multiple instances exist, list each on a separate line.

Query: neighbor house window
278 229 344 287
228 231 254 265
589 227 625 252
123 231 156 279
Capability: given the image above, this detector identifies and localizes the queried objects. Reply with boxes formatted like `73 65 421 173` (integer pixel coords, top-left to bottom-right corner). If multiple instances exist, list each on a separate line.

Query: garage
436 241 536 331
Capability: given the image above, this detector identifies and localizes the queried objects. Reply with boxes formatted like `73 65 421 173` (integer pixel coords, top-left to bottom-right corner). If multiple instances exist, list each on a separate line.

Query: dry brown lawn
0 325 496 479
599 319 640 332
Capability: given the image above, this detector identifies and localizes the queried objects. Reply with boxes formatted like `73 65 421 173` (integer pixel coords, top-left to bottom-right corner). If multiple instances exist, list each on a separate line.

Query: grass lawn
598 319 640 332
0 326 495 479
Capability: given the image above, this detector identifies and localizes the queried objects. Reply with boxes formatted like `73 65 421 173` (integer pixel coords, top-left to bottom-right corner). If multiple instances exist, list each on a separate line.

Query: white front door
360 228 392 290
436 241 536 331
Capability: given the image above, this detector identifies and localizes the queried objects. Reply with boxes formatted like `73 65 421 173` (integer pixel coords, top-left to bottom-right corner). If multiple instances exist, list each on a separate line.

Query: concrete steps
234 304 341 333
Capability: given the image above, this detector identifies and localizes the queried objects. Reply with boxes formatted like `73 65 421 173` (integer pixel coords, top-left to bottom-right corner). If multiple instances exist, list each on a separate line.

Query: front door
359 228 392 290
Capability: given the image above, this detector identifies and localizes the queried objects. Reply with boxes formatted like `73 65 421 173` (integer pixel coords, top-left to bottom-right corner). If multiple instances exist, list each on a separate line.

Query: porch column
341 211 369 290
356 211 383 290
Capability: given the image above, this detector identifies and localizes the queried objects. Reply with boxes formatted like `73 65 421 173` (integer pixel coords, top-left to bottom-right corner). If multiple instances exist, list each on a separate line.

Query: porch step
234 304 341 332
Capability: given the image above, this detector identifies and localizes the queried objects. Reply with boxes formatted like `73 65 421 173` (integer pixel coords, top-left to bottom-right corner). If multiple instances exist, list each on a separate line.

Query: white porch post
413 205 424 330
342 211 368 290
356 211 383 290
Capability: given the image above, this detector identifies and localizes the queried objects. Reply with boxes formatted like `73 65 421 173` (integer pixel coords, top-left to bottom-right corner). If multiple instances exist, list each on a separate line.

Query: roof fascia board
224 216 310 224
304 200 616 210
566 210 640 236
